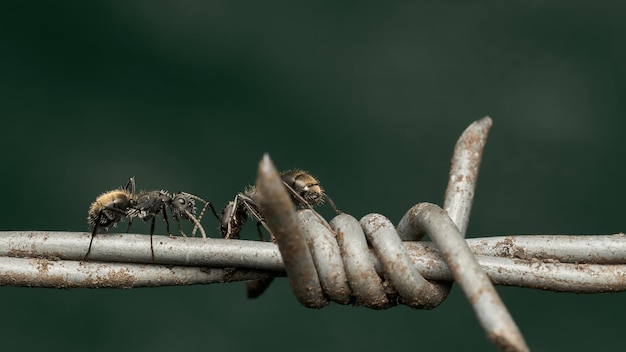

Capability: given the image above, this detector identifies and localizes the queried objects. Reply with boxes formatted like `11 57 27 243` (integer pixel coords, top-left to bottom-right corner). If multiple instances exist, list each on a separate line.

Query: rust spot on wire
102 267 136 288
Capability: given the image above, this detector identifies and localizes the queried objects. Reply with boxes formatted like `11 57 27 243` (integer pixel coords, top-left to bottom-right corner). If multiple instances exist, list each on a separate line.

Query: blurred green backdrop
2 1 625 351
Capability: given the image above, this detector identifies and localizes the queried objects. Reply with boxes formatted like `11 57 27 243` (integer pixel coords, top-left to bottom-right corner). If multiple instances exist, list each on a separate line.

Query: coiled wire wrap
254 118 527 351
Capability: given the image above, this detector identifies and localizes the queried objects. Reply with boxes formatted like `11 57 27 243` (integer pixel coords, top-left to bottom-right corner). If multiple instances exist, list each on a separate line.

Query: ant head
171 192 197 220
280 170 325 206
300 184 324 205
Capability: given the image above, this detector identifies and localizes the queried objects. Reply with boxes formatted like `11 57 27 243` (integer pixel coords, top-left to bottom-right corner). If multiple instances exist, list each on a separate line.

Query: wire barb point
256 154 328 308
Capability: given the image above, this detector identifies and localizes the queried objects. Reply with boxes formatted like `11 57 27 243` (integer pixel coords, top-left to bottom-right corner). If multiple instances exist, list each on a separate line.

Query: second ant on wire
220 169 341 241
218 169 341 299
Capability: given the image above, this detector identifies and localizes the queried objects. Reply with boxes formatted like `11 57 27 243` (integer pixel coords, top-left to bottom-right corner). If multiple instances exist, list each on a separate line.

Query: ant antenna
185 192 218 237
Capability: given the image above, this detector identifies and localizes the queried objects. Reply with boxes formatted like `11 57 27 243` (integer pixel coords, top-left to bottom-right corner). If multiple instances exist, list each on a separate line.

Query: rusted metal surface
330 213 389 309
468 234 626 264
360 213 450 309
298 210 351 305
0 255 266 288
443 116 492 237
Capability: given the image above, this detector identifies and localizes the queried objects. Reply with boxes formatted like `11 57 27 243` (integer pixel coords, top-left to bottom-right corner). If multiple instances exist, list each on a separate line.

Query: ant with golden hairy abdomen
86 177 218 261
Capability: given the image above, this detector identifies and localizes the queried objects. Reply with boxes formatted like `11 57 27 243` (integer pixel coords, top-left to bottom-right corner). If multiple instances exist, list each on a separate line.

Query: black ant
86 177 218 260
220 169 340 240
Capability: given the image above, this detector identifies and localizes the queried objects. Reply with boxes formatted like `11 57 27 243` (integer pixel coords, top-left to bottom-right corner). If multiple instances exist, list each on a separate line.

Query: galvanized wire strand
464 234 626 264
0 231 283 270
0 255 268 288
2 231 626 292
6 230 622 269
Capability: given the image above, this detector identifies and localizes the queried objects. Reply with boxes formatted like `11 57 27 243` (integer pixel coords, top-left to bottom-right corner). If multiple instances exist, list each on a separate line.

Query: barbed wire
2 231 624 290
2 117 623 351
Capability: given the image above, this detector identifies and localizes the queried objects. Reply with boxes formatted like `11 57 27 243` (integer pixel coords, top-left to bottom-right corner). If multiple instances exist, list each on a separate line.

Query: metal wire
3 117 624 351
2 231 626 291
0 255 268 288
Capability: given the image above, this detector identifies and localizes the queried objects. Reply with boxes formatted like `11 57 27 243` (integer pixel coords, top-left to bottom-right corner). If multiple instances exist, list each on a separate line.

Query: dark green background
2 2 625 351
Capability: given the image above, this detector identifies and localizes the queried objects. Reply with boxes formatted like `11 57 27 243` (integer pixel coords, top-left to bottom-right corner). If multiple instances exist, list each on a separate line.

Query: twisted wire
2 231 626 290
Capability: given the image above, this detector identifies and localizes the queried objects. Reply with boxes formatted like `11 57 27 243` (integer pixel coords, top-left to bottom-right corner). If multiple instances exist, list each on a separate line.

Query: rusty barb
3 117 626 351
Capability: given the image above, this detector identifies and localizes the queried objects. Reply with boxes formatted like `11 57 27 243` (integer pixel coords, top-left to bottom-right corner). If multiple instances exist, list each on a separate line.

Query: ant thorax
131 190 171 220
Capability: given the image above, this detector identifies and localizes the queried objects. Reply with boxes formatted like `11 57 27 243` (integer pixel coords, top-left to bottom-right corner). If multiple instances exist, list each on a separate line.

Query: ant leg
124 177 136 193
150 234 154 262
122 176 137 233
149 217 156 261
182 193 218 236
161 205 173 237
195 199 219 223
255 222 266 242
221 195 245 239
207 202 219 221
84 230 96 259
191 203 207 236
192 201 219 236
175 215 186 237
281 182 313 209
245 194 275 294
281 181 332 230
126 216 133 233
184 209 206 239
221 201 237 239
84 213 102 260
241 199 274 241
246 277 276 299
84 205 128 260
324 194 342 214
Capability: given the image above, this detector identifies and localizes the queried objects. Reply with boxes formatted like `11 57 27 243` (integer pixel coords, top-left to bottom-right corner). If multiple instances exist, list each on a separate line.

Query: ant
219 169 340 299
220 169 340 241
86 177 218 261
